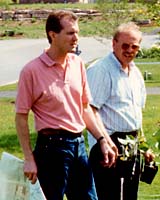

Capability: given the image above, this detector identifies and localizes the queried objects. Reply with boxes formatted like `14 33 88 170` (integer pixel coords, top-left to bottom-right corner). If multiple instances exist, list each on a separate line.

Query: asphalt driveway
0 34 159 86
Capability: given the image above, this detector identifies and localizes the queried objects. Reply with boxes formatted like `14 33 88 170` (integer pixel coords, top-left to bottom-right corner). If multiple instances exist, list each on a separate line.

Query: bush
137 46 160 59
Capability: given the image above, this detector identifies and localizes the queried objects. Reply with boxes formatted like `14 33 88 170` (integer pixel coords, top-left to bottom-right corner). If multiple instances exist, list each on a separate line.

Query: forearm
15 113 33 160
83 103 117 167
83 104 113 144
15 113 37 184
83 104 104 140
91 106 115 148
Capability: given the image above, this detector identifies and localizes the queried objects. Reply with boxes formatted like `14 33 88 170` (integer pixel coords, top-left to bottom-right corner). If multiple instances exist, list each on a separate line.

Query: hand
108 139 119 159
99 138 117 168
144 149 155 163
24 156 37 184
103 133 118 159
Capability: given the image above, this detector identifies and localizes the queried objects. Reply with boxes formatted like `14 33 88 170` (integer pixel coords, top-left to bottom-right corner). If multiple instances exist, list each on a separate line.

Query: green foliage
137 46 160 59
139 136 150 152
2 2 97 10
96 0 133 37
153 128 160 150
118 135 139 161
118 134 149 162
146 2 160 26
0 0 10 9
0 2 159 40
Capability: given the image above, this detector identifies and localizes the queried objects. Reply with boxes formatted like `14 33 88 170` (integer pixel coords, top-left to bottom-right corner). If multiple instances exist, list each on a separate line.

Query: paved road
0 86 159 98
0 34 159 86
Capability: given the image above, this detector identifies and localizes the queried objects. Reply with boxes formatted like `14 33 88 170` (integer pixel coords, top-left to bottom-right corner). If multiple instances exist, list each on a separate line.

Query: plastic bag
0 152 46 200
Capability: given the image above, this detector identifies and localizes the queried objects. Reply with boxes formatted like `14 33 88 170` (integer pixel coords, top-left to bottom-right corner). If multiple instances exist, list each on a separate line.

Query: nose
127 46 134 52
73 33 79 41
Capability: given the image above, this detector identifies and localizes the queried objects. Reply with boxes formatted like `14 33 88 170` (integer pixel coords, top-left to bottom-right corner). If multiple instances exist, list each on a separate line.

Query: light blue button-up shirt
87 52 146 149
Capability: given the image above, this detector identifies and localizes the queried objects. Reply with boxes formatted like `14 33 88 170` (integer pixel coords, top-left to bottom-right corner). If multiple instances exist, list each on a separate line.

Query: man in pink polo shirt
15 10 118 200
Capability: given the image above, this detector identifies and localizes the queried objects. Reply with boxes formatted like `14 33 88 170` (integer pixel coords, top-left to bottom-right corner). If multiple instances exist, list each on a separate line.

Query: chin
125 57 133 62
69 50 75 53
70 48 76 53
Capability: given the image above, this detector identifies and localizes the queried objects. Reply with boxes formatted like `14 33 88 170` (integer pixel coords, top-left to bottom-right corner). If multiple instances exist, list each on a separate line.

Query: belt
38 128 82 139
112 130 138 139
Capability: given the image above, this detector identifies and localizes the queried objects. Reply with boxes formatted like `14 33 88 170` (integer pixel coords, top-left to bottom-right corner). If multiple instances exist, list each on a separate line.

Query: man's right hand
99 138 117 168
24 156 37 184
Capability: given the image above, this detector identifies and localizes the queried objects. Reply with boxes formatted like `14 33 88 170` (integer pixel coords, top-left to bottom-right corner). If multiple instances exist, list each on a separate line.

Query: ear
48 31 56 39
112 39 117 47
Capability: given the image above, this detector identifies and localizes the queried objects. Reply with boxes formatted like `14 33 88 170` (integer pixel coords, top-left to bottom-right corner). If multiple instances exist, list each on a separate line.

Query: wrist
97 136 105 143
24 151 34 160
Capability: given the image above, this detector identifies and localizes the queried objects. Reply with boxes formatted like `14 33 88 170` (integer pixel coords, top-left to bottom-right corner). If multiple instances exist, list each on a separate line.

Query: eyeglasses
121 43 140 51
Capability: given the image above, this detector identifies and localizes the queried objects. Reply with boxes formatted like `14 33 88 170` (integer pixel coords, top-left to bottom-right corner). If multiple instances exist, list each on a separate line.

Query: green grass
0 83 17 91
138 95 160 199
142 95 160 149
0 98 35 158
0 16 116 39
136 62 160 87
0 1 97 10
0 2 99 39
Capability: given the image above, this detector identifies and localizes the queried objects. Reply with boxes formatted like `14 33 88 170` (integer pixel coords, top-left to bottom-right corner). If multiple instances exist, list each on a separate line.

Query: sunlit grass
137 62 160 87
0 98 35 158
0 83 17 91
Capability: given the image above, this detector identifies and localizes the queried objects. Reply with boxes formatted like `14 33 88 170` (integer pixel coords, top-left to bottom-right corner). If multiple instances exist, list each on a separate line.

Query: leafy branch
118 135 149 162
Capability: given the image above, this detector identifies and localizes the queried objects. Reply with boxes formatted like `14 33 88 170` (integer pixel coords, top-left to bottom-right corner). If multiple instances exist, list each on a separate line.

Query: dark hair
46 10 78 44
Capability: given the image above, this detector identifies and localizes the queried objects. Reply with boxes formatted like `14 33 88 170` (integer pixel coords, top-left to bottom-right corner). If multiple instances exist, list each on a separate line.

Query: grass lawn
136 62 160 87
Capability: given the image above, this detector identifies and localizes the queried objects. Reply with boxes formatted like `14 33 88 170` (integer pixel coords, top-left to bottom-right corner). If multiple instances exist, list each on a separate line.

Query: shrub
137 46 160 59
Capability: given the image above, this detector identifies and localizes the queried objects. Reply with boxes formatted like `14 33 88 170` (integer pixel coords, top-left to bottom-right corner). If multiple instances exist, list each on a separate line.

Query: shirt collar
39 50 72 68
39 51 56 67
39 51 80 73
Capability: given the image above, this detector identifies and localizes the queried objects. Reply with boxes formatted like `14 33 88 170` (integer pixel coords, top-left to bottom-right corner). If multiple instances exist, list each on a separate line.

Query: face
113 31 141 68
51 16 79 54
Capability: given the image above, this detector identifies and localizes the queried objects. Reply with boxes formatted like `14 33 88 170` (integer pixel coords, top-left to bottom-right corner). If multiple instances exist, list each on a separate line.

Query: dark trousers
33 129 98 200
89 131 141 200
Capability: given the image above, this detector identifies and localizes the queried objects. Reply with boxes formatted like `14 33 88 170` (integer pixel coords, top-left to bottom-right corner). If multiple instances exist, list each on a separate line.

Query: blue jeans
33 130 98 200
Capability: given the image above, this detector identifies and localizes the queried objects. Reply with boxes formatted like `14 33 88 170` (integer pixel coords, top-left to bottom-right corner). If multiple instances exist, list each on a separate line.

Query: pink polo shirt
15 51 92 133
